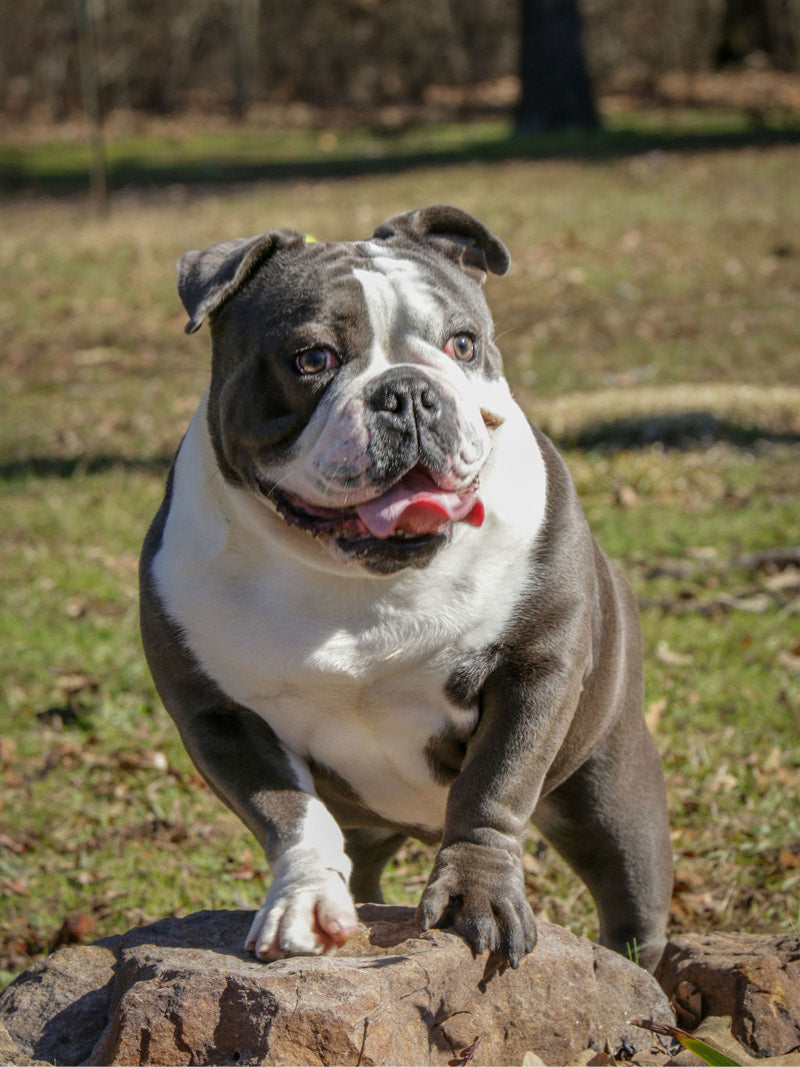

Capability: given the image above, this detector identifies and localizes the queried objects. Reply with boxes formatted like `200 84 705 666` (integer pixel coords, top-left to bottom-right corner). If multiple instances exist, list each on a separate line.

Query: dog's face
178 207 511 574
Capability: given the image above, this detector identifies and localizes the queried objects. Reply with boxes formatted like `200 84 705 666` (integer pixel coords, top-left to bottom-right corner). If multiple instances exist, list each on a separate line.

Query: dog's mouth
265 468 484 549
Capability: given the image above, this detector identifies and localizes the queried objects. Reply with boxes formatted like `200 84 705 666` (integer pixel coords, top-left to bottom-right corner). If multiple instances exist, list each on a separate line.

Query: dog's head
178 205 512 574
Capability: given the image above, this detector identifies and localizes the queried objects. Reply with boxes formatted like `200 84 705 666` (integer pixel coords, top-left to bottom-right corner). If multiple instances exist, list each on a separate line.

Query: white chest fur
152 395 547 831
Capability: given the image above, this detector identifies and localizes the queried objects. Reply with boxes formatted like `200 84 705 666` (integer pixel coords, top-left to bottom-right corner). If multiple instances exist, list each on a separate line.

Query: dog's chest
164 550 488 828
252 622 479 830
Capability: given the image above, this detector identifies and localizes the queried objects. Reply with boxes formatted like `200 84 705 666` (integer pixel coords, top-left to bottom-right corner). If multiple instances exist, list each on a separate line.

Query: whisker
494 325 522 342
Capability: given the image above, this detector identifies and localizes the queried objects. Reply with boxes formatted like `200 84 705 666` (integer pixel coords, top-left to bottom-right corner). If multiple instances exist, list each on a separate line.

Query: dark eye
295 346 340 376
444 333 477 362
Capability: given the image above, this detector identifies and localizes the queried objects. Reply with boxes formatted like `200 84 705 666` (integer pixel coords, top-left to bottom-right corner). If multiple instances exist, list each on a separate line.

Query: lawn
1 118 799 988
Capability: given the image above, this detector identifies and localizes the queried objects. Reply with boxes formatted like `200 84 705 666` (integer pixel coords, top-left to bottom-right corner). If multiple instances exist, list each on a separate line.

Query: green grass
0 119 509 178
1 119 799 988
3 106 800 193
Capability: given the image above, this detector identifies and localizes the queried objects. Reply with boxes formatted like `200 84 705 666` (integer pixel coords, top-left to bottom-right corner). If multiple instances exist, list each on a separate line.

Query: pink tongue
356 472 484 538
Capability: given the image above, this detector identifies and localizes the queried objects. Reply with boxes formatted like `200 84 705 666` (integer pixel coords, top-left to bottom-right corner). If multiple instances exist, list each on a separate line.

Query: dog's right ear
177 229 305 334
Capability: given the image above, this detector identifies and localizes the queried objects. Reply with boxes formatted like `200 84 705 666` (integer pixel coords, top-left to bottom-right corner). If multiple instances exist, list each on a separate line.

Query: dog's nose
368 372 442 431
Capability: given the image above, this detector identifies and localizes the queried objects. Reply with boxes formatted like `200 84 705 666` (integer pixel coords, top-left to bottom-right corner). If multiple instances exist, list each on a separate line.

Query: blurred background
1 0 799 997
2 0 800 128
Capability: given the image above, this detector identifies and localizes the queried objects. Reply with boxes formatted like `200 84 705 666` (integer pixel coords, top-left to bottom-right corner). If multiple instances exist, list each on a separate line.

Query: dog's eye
295 347 340 376
444 333 477 362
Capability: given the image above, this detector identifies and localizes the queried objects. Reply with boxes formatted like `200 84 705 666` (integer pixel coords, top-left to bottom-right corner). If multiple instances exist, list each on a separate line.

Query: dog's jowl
140 206 672 972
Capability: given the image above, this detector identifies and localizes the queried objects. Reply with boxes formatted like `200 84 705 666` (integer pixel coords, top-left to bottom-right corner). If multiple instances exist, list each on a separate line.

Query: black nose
367 371 442 432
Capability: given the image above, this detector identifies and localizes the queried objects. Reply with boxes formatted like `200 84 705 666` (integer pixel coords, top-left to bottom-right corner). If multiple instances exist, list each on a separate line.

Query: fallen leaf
670 888 723 923
686 546 718 561
143 749 169 772
55 670 99 696
761 746 783 774
65 596 90 619
1 878 30 897
0 832 27 855
49 912 96 951
722 592 772 614
632 1019 742 1066
674 979 704 1030
646 698 668 732
0 737 18 765
522 851 542 873
448 1035 480 1066
74 869 102 886
706 766 738 794
614 484 639 509
232 864 258 881
763 566 800 593
656 642 694 666
778 650 800 673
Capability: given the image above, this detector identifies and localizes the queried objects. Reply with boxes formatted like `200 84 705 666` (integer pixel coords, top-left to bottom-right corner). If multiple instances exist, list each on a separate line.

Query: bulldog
139 205 672 973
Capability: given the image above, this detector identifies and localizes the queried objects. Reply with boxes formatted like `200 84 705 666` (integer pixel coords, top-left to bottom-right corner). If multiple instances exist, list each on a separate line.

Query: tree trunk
515 0 599 134
231 0 260 119
75 0 109 212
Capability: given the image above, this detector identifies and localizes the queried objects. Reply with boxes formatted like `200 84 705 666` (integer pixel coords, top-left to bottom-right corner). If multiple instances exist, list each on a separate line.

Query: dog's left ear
177 229 305 334
372 205 510 283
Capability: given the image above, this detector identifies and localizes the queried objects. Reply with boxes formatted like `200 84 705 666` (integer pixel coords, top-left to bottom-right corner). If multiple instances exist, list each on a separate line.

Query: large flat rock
0 905 673 1066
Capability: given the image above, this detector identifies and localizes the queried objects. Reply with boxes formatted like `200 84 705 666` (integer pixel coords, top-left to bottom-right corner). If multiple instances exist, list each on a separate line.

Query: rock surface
0 905 673 1066
657 931 800 1059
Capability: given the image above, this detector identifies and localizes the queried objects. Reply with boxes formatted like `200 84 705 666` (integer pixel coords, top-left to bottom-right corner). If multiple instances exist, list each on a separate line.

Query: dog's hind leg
344 828 407 903
532 716 673 972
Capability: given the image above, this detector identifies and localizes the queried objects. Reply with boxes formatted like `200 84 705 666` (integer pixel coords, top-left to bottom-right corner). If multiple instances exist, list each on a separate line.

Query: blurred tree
515 0 599 133
1 0 799 125
75 0 108 210
717 0 797 69
231 0 260 118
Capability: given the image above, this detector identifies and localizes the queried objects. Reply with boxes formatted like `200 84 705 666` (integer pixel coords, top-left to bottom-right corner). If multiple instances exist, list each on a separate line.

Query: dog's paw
418 841 536 968
245 856 357 962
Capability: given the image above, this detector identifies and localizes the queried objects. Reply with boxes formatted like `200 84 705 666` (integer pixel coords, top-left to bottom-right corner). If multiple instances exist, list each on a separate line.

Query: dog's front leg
244 800 356 961
243 784 356 962
419 663 582 968
175 703 356 961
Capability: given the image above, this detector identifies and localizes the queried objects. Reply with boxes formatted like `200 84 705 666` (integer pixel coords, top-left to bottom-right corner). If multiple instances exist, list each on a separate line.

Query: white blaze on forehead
352 250 446 364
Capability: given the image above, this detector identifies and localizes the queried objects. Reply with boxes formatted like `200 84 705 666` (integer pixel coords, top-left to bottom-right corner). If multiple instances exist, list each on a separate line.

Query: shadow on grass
3 121 800 196
561 411 800 452
0 453 173 482
3 412 798 484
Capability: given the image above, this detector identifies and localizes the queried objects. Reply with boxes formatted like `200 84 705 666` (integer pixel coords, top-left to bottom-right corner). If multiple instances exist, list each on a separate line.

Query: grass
1 114 799 988
2 105 800 194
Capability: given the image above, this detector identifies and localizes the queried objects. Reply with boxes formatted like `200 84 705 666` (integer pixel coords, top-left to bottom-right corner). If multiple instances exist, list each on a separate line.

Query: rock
657 931 800 1059
0 905 673 1066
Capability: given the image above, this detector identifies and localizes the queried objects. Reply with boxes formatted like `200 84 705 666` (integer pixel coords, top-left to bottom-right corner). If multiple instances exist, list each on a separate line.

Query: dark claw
419 841 537 969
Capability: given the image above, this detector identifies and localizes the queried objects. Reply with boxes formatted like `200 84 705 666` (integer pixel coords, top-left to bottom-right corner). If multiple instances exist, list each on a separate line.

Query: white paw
245 853 357 962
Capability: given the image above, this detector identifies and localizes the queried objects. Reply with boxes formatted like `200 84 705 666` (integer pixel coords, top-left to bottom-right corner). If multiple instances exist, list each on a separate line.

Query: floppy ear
372 205 510 283
177 229 305 334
